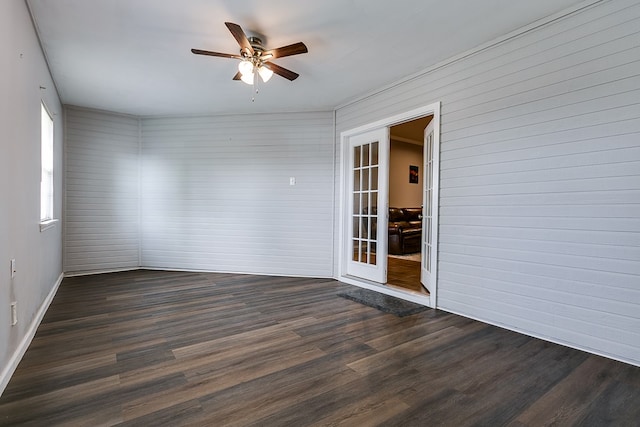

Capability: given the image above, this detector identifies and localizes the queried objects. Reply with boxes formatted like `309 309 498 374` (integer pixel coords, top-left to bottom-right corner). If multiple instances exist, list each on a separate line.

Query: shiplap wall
64 107 140 273
335 0 640 365
140 112 334 277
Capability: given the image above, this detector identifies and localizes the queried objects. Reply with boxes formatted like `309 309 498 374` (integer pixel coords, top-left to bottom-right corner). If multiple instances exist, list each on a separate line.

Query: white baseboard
0 273 64 396
63 267 139 277
65 266 334 280
141 266 334 280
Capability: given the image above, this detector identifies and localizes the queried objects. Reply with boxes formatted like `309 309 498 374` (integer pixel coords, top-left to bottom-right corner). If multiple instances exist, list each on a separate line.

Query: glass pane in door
423 134 434 273
352 140 379 265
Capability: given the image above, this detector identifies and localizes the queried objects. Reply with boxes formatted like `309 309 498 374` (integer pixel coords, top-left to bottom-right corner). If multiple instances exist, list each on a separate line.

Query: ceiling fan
191 22 308 85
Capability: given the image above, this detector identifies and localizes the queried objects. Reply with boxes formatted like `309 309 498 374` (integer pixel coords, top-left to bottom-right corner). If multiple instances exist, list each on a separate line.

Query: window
40 102 54 223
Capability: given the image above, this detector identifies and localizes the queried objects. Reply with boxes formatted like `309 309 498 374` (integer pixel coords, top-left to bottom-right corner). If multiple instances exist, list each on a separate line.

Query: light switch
289 177 296 186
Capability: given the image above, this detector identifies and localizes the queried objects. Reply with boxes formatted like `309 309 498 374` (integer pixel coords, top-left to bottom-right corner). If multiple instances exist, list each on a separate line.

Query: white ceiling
27 0 585 117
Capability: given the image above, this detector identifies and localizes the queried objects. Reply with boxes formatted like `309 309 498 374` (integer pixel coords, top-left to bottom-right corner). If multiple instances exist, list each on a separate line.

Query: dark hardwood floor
1 270 639 426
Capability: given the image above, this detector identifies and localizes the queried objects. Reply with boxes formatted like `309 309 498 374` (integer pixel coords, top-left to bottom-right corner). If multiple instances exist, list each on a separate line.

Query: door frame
338 102 441 308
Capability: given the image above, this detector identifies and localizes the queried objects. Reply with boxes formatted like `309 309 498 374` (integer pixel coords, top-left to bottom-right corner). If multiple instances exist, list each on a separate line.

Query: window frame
40 101 57 231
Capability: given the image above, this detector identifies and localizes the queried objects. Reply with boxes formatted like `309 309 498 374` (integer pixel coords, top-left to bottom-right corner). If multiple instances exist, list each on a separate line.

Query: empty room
1 0 639 425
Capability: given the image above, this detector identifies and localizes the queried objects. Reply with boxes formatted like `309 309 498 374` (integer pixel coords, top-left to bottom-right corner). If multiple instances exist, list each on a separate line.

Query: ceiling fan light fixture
238 59 253 76
240 71 254 85
257 65 273 82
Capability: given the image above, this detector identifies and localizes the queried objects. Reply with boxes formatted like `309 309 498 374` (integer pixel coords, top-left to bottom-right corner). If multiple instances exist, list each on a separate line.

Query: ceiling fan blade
232 71 242 81
191 48 241 59
265 42 308 59
263 62 299 81
225 22 254 56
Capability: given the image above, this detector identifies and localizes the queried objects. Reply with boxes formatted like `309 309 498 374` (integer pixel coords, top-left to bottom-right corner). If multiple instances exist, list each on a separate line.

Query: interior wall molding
0 273 63 396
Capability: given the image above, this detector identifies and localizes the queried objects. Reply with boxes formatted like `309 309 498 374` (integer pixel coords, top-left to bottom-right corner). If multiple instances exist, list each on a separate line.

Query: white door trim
338 102 441 308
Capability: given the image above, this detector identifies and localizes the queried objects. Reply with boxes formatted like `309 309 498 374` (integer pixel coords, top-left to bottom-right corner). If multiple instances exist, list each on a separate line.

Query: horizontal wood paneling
64 109 334 277
140 112 335 277
335 0 640 365
64 107 140 273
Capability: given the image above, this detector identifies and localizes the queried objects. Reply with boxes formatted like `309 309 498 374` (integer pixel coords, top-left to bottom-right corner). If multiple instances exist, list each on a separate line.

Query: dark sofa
388 207 422 255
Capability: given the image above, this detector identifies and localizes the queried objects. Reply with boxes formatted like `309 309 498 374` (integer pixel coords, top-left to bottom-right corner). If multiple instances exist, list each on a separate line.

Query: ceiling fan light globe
238 60 253 76
240 72 254 85
258 66 273 82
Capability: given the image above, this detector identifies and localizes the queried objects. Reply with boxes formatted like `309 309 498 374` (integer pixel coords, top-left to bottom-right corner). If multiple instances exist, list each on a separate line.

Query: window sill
40 219 59 232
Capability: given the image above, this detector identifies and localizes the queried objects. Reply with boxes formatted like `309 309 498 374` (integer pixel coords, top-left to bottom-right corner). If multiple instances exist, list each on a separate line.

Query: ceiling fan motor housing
242 37 272 67
248 36 265 52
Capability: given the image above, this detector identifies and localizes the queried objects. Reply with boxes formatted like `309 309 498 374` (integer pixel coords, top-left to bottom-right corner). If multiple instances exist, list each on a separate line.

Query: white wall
0 0 63 392
64 107 140 274
389 140 423 207
140 112 335 277
335 0 640 366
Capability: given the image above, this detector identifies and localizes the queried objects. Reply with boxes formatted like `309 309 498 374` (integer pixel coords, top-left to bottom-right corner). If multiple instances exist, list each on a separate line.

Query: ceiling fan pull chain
252 69 258 102
252 65 262 102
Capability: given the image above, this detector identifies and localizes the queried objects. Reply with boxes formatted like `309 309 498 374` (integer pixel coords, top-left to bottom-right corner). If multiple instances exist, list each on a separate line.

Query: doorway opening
387 115 433 294
339 102 440 308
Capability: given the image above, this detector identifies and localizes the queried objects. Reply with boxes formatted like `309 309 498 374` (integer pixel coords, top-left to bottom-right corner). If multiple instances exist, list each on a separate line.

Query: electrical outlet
11 302 17 326
10 259 16 279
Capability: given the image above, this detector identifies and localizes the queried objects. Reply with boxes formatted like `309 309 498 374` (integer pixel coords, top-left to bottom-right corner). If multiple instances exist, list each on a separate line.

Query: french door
421 119 439 299
345 128 389 283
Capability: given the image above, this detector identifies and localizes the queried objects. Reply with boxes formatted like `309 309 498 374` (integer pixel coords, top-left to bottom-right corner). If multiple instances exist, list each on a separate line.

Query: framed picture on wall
409 165 419 184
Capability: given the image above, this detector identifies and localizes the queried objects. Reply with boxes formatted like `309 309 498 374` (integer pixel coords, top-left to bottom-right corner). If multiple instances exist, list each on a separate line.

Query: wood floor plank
194 361 363 426
0 375 121 425
122 345 326 420
513 356 623 426
348 323 485 375
312 396 410 426
363 313 473 351
386 256 423 293
0 269 638 426
171 316 318 358
577 380 640 426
